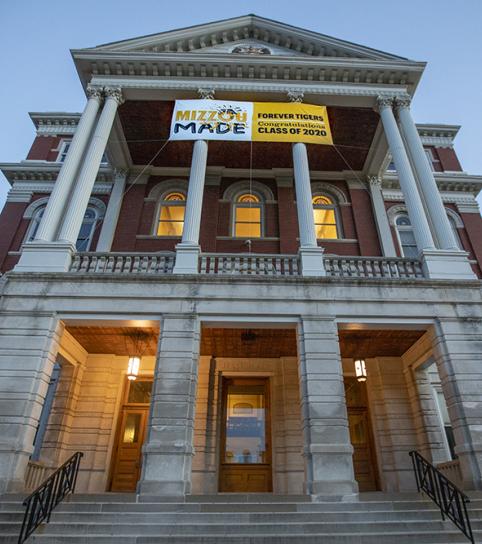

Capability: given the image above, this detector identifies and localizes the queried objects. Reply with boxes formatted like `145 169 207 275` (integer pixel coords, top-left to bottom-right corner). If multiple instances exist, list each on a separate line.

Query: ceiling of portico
65 326 159 355
117 100 379 171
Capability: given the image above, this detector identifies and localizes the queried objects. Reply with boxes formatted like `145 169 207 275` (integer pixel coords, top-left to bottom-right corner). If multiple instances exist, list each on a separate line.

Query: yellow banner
252 102 333 145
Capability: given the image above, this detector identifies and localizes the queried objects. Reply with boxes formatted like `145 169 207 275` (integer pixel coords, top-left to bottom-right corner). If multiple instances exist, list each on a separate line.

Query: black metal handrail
409 450 474 543
18 452 83 544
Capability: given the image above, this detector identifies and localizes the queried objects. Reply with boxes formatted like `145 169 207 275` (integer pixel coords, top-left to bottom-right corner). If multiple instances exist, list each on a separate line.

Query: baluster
232 256 239 274
140 256 149 273
389 260 398 278
79 256 89 273
275 258 281 275
147 256 157 274
292 257 299 275
87 255 97 273
258 257 264 275
70 255 81 272
200 256 207 273
373 260 383 278
113 255 122 273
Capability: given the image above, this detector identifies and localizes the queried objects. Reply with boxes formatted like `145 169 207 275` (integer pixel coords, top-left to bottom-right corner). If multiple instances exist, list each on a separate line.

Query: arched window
395 214 418 258
312 195 339 239
446 211 463 250
76 208 99 251
156 192 186 236
26 205 101 251
233 193 262 238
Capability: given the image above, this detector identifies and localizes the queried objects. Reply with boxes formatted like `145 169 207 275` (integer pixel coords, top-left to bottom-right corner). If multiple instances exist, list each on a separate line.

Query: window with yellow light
312 195 339 239
156 192 186 236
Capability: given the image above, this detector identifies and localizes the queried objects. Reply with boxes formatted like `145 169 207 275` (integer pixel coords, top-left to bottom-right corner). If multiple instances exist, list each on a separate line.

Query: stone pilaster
432 318 482 490
96 169 128 252
367 176 397 257
297 317 357 496
0 313 62 492
138 314 200 496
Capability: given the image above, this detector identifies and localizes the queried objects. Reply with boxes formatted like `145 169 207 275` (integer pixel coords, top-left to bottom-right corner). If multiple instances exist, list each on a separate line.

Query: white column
396 96 465 252
58 88 124 245
172 140 208 274
297 317 358 496
173 88 213 275
377 97 435 254
289 91 325 276
96 169 128 252
368 176 397 257
34 86 103 242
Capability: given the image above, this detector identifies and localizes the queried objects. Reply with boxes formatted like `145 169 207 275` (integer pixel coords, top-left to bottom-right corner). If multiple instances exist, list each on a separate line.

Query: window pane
157 221 183 236
76 238 90 252
399 231 416 244
312 195 332 205
238 193 259 203
224 385 266 464
316 224 338 239
160 206 185 221
396 216 411 226
78 222 94 238
127 381 152 404
122 413 141 443
235 222 261 238
236 207 261 222
402 245 419 258
313 208 335 225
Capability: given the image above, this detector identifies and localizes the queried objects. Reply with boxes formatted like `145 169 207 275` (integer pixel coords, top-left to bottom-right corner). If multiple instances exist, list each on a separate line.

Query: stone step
4 520 472 536
3 509 477 523
7 531 475 544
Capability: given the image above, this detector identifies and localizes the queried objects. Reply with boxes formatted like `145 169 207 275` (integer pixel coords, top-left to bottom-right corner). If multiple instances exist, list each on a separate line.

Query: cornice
29 112 81 136
7 181 113 200
75 53 423 92
90 76 409 99
382 188 480 210
382 172 482 195
0 162 113 184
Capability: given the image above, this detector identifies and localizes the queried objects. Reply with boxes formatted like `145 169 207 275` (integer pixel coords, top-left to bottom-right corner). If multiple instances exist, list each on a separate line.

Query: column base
299 246 326 277
14 242 75 273
421 249 477 280
173 243 200 274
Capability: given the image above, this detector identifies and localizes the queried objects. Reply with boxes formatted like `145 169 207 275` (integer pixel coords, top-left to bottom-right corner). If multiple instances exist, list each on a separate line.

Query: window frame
231 191 264 239
424 147 441 172
394 213 418 258
312 192 342 240
57 139 72 163
154 191 187 238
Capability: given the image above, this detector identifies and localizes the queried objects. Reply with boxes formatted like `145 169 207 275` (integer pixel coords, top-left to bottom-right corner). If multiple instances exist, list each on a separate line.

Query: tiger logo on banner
170 100 333 145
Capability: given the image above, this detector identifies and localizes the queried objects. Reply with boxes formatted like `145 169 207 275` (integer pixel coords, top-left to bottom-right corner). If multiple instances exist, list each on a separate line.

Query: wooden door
110 379 152 492
344 378 379 492
219 378 272 493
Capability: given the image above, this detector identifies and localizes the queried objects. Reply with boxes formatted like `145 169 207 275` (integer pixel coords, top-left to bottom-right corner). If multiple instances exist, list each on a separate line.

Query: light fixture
354 359 367 382
127 356 140 380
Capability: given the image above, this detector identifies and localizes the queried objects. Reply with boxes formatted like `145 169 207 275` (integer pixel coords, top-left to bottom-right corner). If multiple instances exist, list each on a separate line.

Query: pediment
87 14 410 61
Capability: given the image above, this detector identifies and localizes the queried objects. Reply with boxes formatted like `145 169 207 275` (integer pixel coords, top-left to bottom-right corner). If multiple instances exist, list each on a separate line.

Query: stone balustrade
69 252 175 274
68 252 425 280
324 256 424 279
200 253 300 276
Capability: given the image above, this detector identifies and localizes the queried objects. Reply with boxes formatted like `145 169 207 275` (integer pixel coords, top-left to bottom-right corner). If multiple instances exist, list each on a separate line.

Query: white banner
170 99 253 141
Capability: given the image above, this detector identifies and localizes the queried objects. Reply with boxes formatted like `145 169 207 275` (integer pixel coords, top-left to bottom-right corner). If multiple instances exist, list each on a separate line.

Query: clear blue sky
1 0 481 211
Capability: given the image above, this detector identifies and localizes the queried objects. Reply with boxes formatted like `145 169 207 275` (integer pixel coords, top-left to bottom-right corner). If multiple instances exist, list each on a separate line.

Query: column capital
86 84 103 102
287 90 304 103
103 87 125 105
376 95 395 111
394 94 412 110
113 168 129 181
367 175 382 189
198 88 215 100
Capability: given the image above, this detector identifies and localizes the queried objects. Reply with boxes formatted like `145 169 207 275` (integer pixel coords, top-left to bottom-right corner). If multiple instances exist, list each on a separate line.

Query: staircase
1 492 481 543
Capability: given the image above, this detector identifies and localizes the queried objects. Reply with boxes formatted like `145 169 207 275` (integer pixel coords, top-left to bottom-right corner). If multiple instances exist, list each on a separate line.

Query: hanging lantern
354 359 367 382
127 356 140 381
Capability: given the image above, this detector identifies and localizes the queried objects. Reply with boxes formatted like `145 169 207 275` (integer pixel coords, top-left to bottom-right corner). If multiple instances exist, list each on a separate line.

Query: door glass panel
123 413 142 443
224 384 266 464
127 381 153 404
